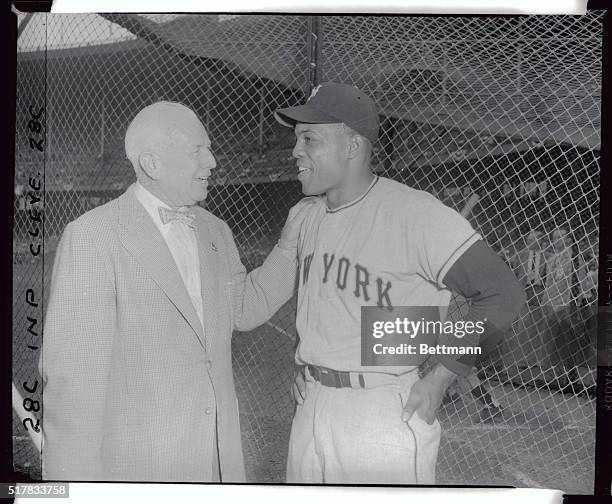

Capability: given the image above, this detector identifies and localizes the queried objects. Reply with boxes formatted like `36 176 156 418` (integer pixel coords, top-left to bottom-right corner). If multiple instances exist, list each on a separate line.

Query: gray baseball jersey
295 176 481 373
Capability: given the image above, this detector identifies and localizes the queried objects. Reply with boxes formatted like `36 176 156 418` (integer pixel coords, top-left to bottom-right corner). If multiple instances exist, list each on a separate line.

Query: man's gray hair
124 101 199 165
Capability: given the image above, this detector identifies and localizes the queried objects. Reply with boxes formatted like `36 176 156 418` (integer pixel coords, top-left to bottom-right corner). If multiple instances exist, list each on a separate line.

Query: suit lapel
194 216 222 356
117 187 207 350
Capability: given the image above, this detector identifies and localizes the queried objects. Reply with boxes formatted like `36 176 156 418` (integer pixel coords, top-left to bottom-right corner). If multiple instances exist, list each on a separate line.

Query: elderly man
40 101 301 482
272 82 525 484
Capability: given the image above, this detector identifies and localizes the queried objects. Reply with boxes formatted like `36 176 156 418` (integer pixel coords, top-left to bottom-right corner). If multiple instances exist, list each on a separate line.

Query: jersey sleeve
436 240 526 376
221 221 298 332
410 199 482 289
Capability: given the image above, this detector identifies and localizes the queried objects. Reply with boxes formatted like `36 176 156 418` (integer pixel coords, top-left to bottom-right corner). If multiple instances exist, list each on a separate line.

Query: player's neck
326 170 375 210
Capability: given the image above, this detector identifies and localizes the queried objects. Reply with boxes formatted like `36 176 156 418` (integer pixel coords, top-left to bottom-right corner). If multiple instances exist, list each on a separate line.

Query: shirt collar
133 181 172 234
325 175 379 214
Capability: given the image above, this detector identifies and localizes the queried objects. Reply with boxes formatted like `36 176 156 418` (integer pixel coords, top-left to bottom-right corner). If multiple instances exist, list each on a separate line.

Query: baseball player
541 227 574 308
269 82 525 484
505 227 550 371
510 229 548 305
540 226 577 370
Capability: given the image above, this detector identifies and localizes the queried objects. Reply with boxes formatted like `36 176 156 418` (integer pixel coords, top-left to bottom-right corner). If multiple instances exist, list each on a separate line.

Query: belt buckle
310 365 364 389
319 367 331 386
315 366 340 388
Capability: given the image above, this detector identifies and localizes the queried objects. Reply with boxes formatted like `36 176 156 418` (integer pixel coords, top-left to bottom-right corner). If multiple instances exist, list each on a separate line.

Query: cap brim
274 104 341 128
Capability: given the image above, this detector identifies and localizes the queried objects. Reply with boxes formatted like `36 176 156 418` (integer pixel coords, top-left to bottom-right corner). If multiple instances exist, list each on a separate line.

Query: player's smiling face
156 115 216 207
292 123 350 196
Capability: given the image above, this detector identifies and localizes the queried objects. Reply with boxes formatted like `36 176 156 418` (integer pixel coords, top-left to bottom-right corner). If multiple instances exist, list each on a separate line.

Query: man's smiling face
156 114 216 207
292 122 350 196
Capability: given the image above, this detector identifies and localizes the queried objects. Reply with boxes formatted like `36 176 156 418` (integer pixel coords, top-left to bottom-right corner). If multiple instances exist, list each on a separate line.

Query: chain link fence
13 13 601 492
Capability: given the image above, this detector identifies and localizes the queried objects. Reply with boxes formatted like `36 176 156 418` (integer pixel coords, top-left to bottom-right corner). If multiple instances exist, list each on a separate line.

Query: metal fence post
306 15 322 95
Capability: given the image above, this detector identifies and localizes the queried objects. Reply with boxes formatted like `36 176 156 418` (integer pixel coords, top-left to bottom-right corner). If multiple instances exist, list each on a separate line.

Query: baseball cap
274 82 379 144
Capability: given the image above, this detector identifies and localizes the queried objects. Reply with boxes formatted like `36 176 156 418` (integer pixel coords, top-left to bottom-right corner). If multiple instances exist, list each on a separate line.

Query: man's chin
299 182 321 197
192 189 208 204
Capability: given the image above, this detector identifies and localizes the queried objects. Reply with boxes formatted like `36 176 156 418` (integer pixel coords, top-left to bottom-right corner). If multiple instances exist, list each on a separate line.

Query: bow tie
158 207 196 228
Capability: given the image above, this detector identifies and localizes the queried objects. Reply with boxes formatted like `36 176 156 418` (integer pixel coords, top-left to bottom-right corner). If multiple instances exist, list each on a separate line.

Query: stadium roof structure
100 14 310 93
19 13 601 153
100 13 601 151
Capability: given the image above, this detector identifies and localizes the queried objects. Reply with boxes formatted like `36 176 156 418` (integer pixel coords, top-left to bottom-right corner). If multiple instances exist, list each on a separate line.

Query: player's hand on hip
278 198 318 253
401 364 457 425
292 366 307 405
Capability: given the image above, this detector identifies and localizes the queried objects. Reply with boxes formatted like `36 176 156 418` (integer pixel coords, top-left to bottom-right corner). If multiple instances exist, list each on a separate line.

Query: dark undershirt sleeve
435 240 526 376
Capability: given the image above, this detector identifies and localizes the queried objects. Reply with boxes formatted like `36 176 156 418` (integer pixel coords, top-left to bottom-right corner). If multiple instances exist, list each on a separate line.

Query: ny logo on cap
307 84 321 102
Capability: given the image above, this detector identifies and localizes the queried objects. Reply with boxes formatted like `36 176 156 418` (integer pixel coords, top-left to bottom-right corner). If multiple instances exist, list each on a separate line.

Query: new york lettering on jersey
296 186 397 314
301 250 394 310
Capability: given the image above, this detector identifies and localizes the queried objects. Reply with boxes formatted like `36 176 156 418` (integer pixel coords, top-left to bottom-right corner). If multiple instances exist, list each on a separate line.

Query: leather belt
307 365 366 389
306 365 418 389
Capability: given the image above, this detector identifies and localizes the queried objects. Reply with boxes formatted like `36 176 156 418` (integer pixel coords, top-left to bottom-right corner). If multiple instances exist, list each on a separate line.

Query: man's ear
346 133 363 160
138 152 162 180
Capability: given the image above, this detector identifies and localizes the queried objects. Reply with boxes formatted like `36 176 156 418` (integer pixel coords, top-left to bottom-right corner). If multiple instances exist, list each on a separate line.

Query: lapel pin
211 242 218 252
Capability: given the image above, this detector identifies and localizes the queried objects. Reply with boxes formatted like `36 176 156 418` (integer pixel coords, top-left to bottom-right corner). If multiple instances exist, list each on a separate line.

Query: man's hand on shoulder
401 364 457 425
278 197 319 253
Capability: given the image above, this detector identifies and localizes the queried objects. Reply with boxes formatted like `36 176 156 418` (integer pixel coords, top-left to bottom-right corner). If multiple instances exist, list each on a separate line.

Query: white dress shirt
133 182 204 330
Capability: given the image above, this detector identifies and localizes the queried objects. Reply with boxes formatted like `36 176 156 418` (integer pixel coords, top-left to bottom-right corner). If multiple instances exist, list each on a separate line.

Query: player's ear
138 152 162 180
346 132 362 160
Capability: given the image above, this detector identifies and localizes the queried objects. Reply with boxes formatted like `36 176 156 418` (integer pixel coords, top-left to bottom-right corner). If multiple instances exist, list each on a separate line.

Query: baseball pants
286 368 441 484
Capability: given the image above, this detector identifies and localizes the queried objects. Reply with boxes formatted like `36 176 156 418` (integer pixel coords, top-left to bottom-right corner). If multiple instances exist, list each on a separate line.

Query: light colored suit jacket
41 185 295 482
